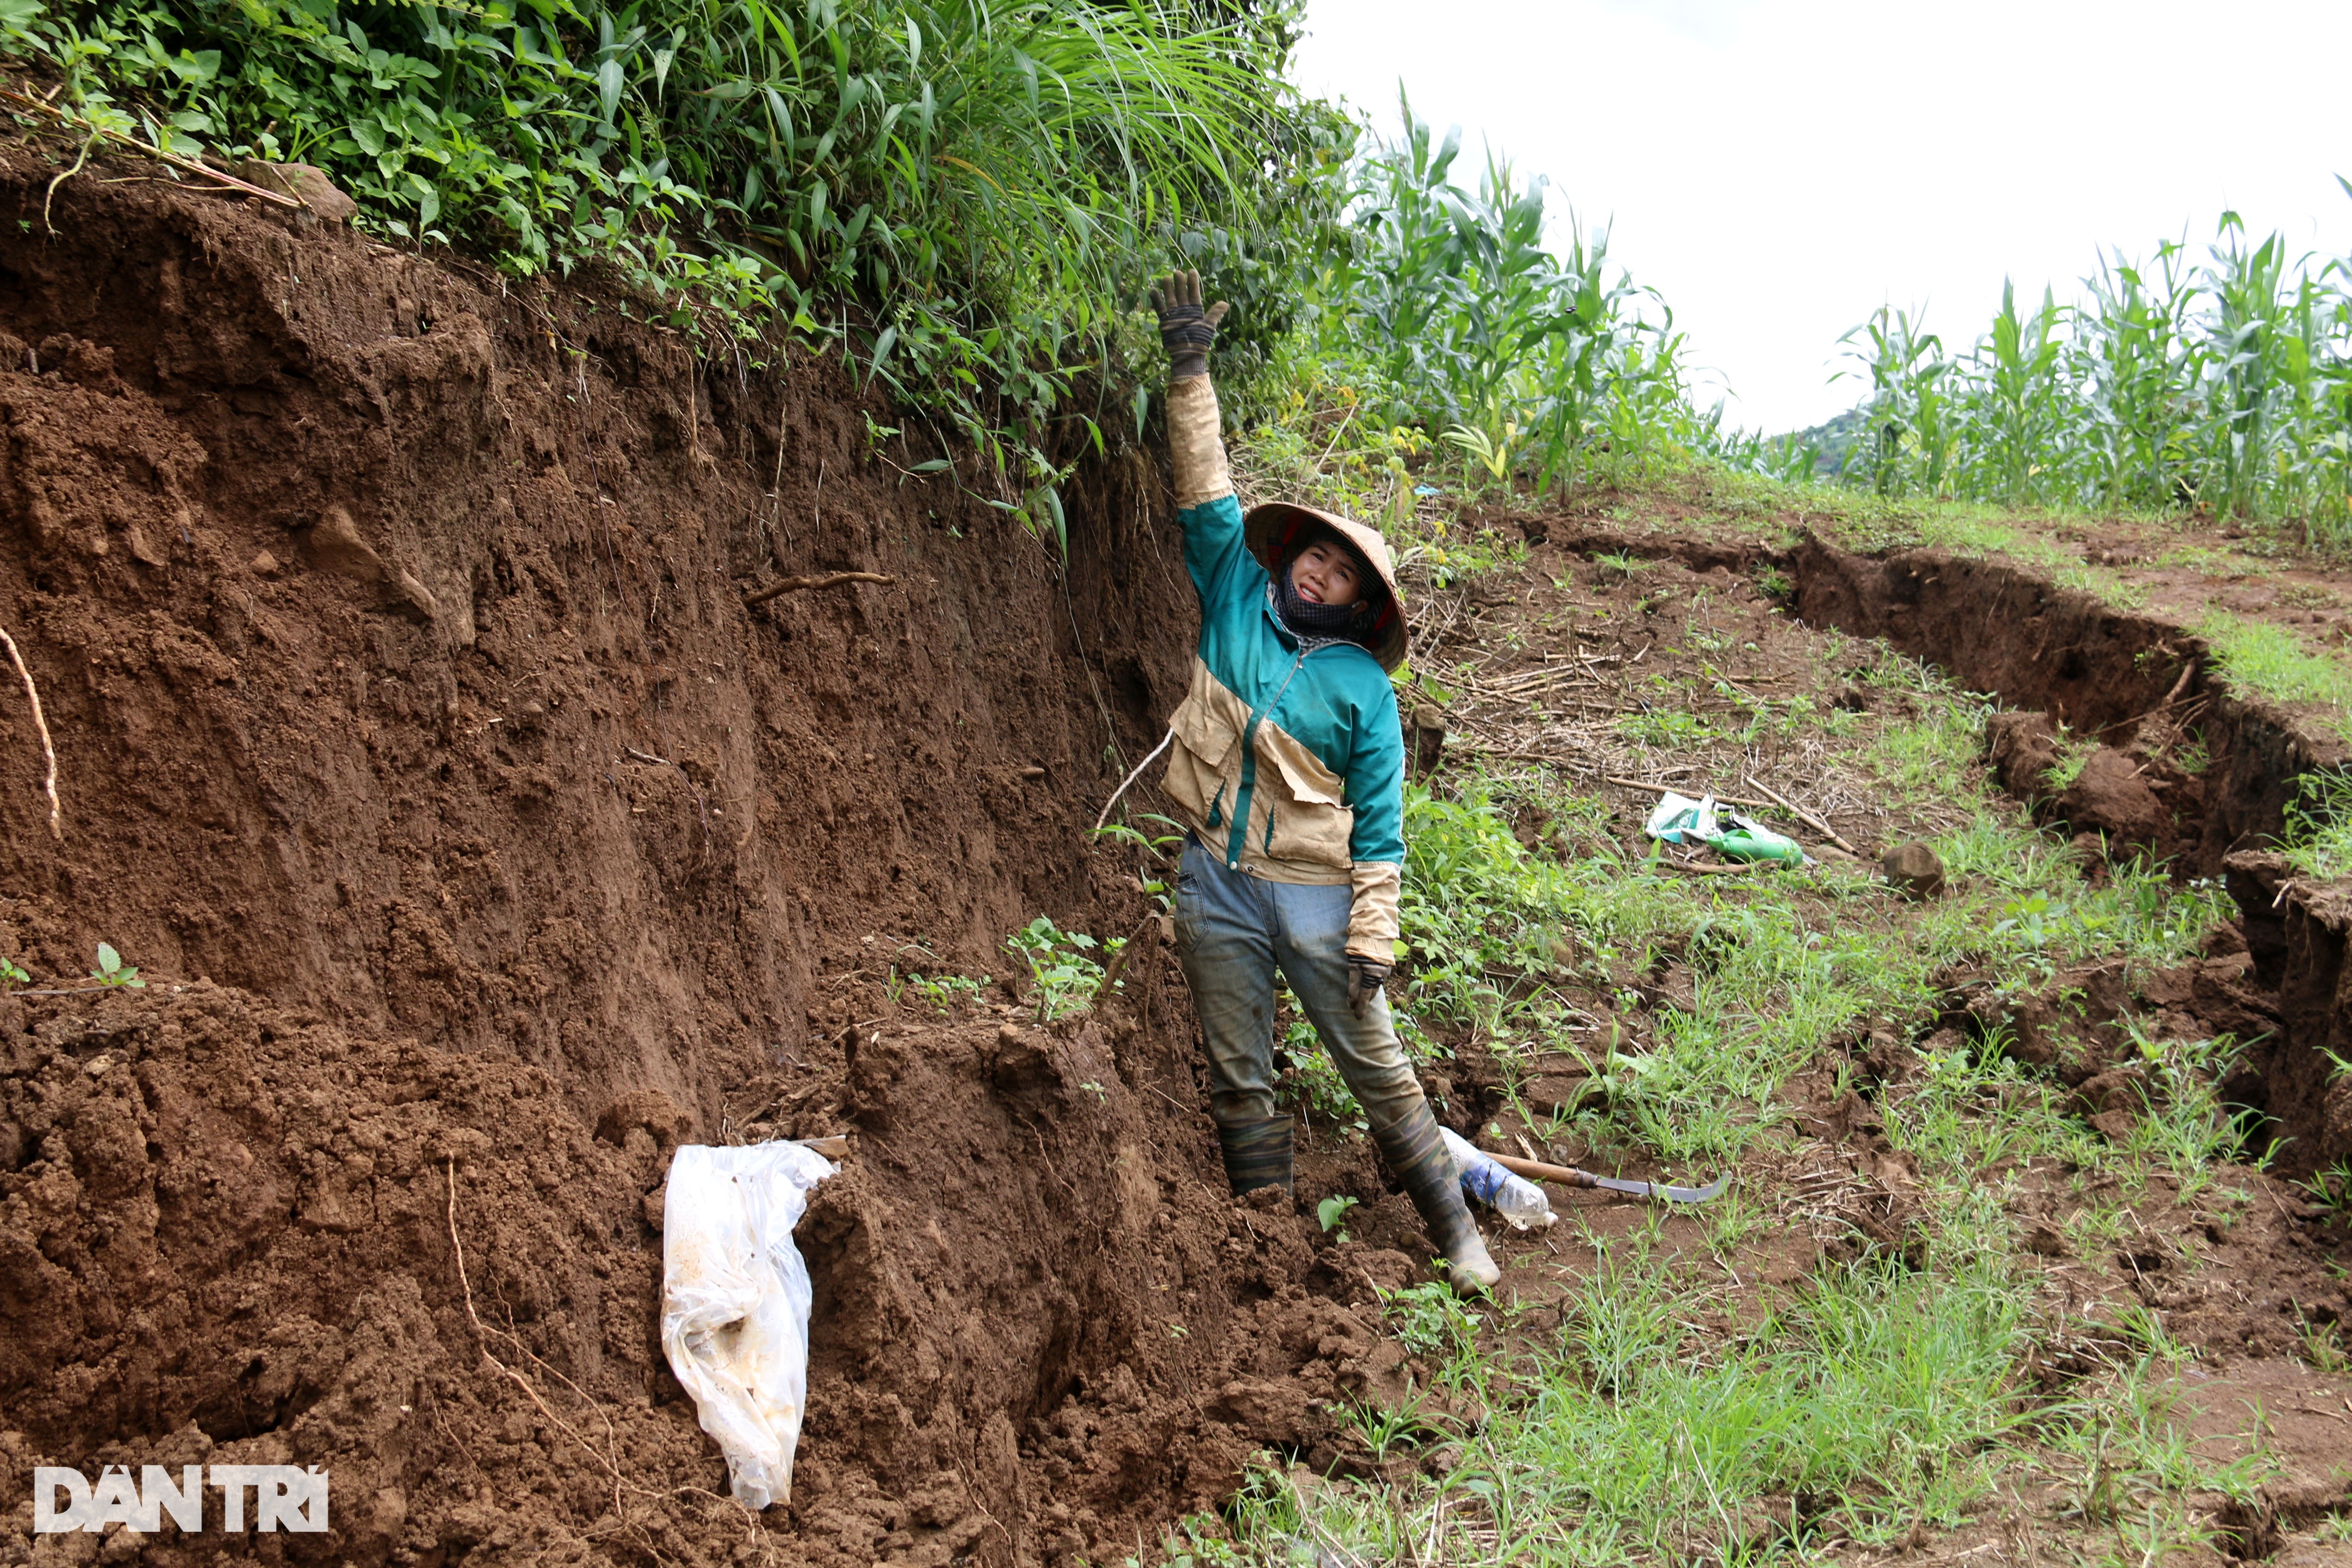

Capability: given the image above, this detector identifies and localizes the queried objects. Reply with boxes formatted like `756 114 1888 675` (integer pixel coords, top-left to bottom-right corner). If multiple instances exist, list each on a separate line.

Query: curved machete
1487 1149 1728 1205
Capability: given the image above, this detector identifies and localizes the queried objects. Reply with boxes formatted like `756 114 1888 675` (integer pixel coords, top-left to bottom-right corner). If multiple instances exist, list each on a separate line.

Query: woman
1148 270 1498 1294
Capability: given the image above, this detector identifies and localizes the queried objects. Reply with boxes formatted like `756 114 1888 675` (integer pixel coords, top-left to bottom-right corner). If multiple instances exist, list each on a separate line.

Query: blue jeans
1172 837 1424 1133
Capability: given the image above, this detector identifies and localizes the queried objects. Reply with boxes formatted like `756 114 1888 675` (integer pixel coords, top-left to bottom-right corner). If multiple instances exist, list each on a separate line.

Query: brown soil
0 150 1420 1568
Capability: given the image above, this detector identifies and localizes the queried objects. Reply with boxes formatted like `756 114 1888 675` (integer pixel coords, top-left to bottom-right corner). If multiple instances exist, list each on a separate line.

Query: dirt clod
1985 709 2061 797
1880 841 1946 899
2021 1224 2068 1257
247 160 360 223
2059 747 2166 843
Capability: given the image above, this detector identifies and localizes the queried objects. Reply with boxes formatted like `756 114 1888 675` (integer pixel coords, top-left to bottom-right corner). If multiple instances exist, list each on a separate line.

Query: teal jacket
1157 375 1405 957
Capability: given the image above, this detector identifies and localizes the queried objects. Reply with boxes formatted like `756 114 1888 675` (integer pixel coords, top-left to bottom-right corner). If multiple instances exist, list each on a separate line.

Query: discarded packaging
1643 791 1807 866
1439 1127 1557 1229
660 1141 838 1510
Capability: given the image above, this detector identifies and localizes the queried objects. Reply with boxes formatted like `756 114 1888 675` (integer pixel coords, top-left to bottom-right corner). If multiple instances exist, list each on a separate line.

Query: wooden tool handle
1485 1149 1596 1188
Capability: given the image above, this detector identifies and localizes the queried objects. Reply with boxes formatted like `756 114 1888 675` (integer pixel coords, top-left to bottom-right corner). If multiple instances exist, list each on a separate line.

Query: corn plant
2078 243 2197 509
1834 305 1955 498
1967 280 2070 504
1312 93 1684 500
1812 208 2352 547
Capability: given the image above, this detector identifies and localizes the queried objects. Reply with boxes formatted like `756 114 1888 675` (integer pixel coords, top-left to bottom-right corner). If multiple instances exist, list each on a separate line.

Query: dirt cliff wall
1786 533 2352 1175
0 148 1195 1115
1787 534 2341 872
0 152 1407 1568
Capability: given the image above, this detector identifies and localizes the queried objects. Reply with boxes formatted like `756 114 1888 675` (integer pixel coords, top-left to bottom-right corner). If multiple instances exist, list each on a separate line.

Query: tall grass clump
2280 766 2352 879
1487 1252 2026 1550
0 0 1327 457
1822 209 2352 549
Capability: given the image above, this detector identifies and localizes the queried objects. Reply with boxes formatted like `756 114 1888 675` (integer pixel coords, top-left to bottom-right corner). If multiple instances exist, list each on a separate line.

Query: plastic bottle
1707 824 1807 865
1438 1127 1557 1230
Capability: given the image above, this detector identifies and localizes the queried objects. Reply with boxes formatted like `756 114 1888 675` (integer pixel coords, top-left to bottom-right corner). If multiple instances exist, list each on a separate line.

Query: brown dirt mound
0 975 1431 1566
0 149 1420 1565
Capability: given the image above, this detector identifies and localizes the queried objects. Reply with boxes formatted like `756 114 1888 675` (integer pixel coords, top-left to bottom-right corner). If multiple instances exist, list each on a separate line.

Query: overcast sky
1291 0 2352 436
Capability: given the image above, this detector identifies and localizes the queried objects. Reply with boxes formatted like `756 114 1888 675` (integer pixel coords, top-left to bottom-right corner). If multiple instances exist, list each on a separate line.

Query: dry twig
42 129 95 235
1605 775 1773 810
0 623 61 839
1744 774 1861 856
0 87 305 210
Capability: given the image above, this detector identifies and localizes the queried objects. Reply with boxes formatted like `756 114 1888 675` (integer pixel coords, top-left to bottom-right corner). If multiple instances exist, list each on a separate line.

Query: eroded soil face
0 155 1430 1567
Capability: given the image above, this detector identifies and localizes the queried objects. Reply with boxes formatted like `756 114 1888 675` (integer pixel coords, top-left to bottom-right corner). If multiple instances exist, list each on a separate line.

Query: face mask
1273 560 1374 642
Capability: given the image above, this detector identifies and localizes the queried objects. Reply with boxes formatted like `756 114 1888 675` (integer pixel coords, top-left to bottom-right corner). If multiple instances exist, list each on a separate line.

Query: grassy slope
1127 464 2352 1564
1682 468 2352 750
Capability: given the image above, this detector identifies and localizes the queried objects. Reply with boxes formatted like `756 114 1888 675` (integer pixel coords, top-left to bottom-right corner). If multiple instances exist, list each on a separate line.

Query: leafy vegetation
89 940 143 988
19 0 2352 572
2280 765 2352 879
1828 213 2352 548
0 0 1821 512
1005 912 1115 1022
1309 99 1697 498
0 0 1326 480
887 963 985 1014
1231 94 1785 521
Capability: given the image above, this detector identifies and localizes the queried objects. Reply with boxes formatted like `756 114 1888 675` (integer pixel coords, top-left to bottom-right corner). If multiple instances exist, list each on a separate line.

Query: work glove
1149 269 1229 381
1346 956 1393 1019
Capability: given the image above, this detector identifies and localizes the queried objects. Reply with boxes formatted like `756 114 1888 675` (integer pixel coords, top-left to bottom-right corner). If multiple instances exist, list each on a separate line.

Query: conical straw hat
1242 502 1409 673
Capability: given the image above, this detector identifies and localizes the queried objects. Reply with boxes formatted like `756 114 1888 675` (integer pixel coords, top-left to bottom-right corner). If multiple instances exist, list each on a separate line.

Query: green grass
2196 612 2352 744
2280 766 2352 879
1485 1254 2026 1548
2153 543 2275 579
1204 1247 2264 1565
1202 618 2265 1565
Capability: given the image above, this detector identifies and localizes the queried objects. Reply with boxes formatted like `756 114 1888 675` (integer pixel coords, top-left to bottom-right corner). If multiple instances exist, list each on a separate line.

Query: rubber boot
1373 1103 1500 1296
1216 1115 1294 1197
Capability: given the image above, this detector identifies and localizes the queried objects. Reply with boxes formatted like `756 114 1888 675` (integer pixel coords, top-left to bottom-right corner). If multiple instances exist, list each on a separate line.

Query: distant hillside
1780 405 1867 479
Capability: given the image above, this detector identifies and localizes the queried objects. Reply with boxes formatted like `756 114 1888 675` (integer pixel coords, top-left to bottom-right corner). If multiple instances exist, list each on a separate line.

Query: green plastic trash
1643 791 1810 867
1707 825 1806 865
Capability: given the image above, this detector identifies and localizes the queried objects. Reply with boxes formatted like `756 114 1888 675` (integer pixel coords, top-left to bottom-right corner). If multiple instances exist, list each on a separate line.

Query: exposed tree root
743 570 893 605
0 622 60 839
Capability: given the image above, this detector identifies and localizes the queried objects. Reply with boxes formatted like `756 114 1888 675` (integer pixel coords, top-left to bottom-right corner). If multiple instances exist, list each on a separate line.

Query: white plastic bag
659 1141 837 1509
1643 790 1717 844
